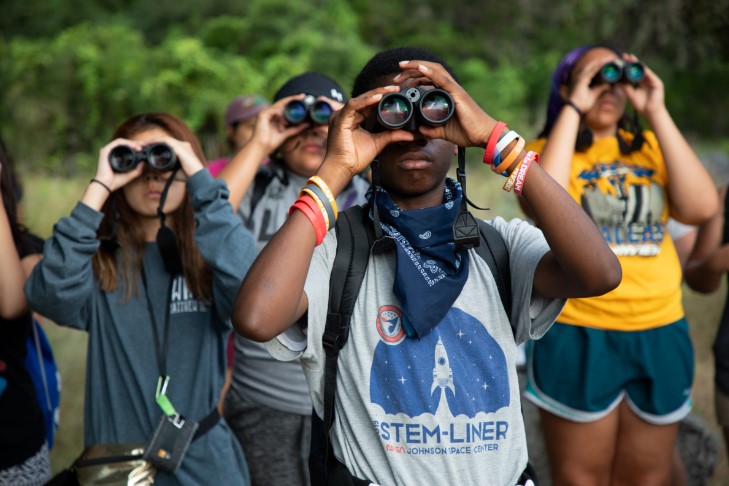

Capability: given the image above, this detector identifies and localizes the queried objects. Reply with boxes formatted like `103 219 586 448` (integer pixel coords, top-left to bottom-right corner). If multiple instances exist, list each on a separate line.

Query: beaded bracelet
492 138 525 176
514 151 539 197
483 121 508 165
492 130 520 169
306 176 338 218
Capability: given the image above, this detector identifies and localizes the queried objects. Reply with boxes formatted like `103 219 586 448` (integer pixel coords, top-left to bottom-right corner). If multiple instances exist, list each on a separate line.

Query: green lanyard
155 376 176 416
141 266 177 417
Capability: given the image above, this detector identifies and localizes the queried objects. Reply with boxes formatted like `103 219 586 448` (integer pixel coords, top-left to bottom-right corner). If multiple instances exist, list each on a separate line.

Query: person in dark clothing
685 184 729 464
0 135 50 486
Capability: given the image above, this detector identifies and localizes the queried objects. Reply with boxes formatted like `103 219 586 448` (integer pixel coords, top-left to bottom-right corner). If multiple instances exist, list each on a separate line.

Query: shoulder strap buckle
453 210 481 250
322 314 349 354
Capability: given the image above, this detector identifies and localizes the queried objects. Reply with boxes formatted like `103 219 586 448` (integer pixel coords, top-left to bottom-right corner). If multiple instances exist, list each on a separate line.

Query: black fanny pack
143 408 220 473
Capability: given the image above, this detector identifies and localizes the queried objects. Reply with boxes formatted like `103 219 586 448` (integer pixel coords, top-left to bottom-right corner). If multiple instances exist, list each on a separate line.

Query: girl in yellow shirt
524 45 717 484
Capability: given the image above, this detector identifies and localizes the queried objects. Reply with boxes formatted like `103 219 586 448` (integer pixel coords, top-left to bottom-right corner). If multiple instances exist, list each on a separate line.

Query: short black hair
351 47 459 98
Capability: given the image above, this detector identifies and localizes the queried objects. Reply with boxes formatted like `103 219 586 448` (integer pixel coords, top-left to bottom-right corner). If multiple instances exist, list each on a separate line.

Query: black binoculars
283 95 333 125
376 87 454 130
590 59 645 87
108 143 178 173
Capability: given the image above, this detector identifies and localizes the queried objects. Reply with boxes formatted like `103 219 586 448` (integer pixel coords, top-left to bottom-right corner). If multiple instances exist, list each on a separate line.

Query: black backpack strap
322 205 374 471
474 220 513 330
249 162 290 215
249 169 275 216
474 220 538 482
316 209 513 484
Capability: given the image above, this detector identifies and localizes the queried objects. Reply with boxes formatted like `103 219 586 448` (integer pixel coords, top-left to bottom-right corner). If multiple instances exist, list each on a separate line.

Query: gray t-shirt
25 171 256 486
268 216 565 485
231 166 370 414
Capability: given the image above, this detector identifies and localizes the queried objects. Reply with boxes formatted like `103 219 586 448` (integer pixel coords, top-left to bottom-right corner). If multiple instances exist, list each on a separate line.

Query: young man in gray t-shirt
232 47 621 486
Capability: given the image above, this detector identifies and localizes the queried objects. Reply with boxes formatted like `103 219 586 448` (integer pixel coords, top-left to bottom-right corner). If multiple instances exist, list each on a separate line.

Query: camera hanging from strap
453 146 489 250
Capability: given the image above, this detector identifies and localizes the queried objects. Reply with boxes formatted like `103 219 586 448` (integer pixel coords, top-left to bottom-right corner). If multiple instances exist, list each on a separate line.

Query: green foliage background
1 0 728 176
3 1 729 481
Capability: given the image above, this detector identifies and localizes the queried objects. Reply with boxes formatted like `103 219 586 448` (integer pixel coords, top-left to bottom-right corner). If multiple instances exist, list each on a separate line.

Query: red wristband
483 121 508 165
299 195 329 244
290 197 326 245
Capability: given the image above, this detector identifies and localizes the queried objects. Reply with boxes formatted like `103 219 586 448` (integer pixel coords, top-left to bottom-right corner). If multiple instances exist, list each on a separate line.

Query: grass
19 170 729 483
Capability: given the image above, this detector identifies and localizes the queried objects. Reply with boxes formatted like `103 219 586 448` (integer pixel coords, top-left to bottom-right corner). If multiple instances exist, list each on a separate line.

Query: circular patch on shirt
376 305 406 344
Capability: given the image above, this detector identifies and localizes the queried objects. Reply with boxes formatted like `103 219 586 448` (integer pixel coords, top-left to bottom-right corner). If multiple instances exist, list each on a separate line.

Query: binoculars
108 143 178 173
376 87 454 130
590 59 645 87
283 95 333 125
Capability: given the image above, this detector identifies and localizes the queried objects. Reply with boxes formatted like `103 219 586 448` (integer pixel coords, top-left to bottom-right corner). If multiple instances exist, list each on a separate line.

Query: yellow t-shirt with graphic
527 130 684 331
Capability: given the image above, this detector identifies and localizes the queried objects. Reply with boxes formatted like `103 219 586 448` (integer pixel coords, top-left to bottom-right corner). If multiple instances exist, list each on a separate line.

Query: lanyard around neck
140 264 177 416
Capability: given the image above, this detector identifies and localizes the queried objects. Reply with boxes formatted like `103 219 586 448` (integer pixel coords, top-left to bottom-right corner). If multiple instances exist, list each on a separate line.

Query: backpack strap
474 220 513 328
249 169 275 216
318 208 512 483
249 162 289 215
321 205 374 470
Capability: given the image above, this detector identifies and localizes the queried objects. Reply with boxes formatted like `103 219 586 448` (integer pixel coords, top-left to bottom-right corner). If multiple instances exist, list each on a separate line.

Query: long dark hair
538 45 645 154
92 113 212 301
0 136 41 256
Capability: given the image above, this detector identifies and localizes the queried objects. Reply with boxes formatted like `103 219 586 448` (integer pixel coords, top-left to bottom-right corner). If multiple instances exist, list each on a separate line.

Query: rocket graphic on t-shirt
430 338 455 397
371 307 510 418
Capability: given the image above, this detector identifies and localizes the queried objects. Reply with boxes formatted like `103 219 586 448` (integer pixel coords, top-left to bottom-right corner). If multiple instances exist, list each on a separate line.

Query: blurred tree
2 24 151 174
0 0 727 175
1 23 266 175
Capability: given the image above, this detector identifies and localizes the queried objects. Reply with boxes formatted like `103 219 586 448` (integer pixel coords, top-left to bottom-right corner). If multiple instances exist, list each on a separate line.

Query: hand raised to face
560 53 616 114
392 60 497 149
249 94 312 154
321 85 416 180
618 53 665 118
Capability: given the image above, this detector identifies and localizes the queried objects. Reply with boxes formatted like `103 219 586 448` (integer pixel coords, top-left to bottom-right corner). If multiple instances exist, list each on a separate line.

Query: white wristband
494 130 520 164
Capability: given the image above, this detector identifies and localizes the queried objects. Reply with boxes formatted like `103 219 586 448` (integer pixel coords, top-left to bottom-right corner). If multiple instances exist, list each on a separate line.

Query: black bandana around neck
366 178 469 338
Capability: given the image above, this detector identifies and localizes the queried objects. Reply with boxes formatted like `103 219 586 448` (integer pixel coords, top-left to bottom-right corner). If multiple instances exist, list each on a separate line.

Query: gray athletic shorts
223 388 311 486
